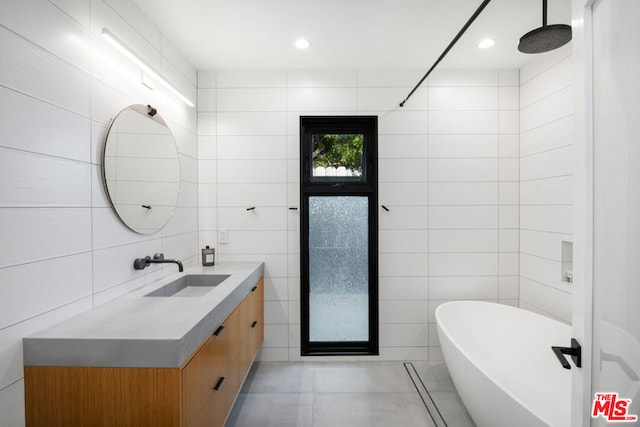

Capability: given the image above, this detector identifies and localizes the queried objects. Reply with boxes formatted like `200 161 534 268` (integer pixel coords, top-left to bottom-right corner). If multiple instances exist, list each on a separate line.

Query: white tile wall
199 67 520 363
519 49 574 322
0 1 198 424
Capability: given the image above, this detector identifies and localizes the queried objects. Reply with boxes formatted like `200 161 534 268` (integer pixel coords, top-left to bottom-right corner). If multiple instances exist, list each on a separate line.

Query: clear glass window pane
311 133 365 180
308 196 369 342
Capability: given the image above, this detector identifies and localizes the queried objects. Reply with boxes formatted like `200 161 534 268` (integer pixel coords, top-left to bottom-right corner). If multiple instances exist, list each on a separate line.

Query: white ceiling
131 0 572 71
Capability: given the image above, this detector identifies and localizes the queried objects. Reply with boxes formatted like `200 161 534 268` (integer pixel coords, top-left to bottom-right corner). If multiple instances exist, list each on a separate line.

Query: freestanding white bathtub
436 301 572 427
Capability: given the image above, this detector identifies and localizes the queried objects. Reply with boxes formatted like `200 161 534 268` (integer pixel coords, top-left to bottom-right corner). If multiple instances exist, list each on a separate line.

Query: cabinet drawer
182 310 243 427
240 278 264 373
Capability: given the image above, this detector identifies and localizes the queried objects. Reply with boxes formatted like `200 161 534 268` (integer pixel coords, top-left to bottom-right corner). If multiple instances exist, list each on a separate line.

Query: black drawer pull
213 325 225 336
213 377 225 391
251 321 258 328
251 286 258 292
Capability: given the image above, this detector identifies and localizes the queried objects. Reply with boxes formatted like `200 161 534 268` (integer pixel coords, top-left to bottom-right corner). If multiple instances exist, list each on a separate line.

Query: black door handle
552 338 582 369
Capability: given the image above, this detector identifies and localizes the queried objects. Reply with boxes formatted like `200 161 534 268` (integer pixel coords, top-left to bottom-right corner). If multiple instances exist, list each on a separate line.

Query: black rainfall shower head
518 0 572 54
518 24 572 53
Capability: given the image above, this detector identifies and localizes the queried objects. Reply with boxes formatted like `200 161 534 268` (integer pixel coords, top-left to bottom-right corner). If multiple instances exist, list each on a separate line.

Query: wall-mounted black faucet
133 253 183 272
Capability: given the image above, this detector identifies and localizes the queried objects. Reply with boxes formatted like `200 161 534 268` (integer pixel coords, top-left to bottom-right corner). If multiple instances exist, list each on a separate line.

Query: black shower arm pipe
399 0 493 108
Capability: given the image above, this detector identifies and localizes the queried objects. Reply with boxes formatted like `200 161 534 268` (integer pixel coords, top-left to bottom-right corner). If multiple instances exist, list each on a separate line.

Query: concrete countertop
23 262 264 368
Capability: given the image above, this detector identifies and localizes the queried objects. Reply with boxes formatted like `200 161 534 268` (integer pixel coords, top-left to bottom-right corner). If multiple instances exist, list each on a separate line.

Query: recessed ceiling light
478 38 495 49
295 38 311 49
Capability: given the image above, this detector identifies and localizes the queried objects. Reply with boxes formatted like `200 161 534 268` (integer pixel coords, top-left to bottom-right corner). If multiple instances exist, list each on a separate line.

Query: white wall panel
429 206 498 229
357 69 422 87
287 87 357 112
217 112 287 136
429 276 498 300
379 277 428 300
358 87 428 111
429 87 498 110
0 26 90 116
217 136 287 160
429 134 498 158
429 182 498 205
519 50 573 320
378 134 428 158
0 0 90 72
429 110 498 134
217 70 286 88
0 87 91 162
0 149 91 207
217 88 286 112
429 158 499 181
287 70 356 88
0 1 198 421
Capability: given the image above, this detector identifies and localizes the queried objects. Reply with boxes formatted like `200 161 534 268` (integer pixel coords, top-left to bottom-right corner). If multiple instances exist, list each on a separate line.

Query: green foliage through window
312 134 364 174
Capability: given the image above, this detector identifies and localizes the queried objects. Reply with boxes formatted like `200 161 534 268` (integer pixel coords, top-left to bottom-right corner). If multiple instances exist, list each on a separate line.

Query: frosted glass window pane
308 196 369 342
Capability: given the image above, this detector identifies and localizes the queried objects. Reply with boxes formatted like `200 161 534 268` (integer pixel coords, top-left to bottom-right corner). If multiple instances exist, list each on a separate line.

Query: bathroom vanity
22 262 264 427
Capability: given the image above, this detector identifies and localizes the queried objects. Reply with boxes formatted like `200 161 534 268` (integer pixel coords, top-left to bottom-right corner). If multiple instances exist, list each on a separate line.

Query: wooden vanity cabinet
24 277 264 427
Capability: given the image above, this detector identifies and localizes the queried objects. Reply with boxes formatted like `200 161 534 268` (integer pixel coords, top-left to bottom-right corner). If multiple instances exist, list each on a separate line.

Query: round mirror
102 104 181 234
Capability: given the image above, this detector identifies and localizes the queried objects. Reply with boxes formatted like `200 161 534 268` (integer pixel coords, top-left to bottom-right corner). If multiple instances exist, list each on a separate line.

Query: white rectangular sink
144 274 230 297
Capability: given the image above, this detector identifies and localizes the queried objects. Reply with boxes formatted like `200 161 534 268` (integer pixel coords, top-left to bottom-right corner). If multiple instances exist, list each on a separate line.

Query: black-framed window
300 116 378 356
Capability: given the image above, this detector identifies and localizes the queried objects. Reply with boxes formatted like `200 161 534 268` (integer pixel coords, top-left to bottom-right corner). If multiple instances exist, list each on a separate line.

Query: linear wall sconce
101 28 195 107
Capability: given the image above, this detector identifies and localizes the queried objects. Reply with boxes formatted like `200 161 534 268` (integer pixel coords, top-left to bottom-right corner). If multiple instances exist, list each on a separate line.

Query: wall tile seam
519 227 572 235
519 55 573 86
179 151 199 161
427 84 502 88
215 158 292 162
426 108 506 112
0 292 93 334
426 227 507 231
379 276 428 281
427 250 502 254
519 174 573 182
519 203 573 208
0 79 91 125
520 147 574 161
427 275 503 278
0 242 96 268
519 275 573 293
519 114 574 134
0 18 93 73
427 132 503 136
0 378 23 397
160 231 200 241
520 251 565 262
379 156 429 159
519 84 574 110
521 75 574 100
212 134 289 138
518 303 570 324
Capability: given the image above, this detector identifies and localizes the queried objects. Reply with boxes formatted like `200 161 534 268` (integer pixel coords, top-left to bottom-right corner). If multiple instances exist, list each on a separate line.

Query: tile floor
226 361 475 427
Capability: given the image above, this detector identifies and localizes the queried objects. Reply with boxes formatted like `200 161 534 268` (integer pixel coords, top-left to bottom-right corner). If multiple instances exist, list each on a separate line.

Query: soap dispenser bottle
201 246 215 266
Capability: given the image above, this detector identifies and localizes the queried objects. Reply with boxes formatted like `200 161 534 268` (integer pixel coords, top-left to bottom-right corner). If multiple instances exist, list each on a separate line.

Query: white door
575 0 640 425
